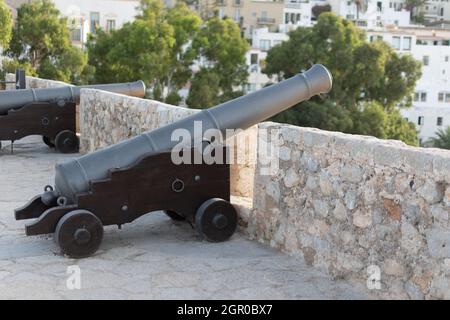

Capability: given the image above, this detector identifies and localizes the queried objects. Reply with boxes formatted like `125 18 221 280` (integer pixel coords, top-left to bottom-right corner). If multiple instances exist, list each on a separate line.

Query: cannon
0 81 146 153
15 64 332 258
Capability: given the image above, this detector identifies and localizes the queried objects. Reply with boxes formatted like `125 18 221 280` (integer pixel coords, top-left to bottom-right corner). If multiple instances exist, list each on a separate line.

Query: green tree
6 0 88 83
87 0 201 103
428 127 450 149
264 13 421 145
0 0 12 49
311 5 331 20
186 69 221 108
187 16 249 108
271 100 353 133
404 0 427 22
38 46 89 84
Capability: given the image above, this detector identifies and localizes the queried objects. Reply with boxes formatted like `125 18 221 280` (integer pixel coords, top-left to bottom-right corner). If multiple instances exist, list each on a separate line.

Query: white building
283 0 313 27
245 28 289 93
246 48 270 93
52 0 140 47
329 0 411 28
420 0 450 22
252 27 289 51
367 26 450 143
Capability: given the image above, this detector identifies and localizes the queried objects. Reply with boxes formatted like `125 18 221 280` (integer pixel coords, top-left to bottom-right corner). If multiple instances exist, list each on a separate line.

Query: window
403 37 412 50
418 116 424 125
441 8 444 16
70 28 81 42
437 117 443 126
90 12 100 34
415 91 427 102
421 92 427 102
234 9 240 22
423 55 429 66
438 92 450 102
218 8 224 18
250 53 258 65
392 36 401 49
446 56 449 62
285 13 289 23
106 19 116 31
296 13 301 23
261 11 268 19
259 39 271 50
377 1 382 11
235 0 241 5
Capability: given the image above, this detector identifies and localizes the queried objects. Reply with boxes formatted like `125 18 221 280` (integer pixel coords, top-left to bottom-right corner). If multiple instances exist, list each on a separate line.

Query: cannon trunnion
15 146 237 258
0 101 79 153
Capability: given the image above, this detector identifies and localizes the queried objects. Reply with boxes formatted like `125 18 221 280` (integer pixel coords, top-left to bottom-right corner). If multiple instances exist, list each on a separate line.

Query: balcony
351 19 368 27
285 1 305 9
257 17 276 25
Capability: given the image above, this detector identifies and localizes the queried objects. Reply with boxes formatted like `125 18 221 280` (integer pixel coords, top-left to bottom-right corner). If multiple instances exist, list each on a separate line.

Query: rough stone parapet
75 88 450 299
245 122 450 299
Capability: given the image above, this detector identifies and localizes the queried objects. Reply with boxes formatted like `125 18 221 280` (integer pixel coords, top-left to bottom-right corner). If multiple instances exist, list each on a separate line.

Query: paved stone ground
0 137 370 299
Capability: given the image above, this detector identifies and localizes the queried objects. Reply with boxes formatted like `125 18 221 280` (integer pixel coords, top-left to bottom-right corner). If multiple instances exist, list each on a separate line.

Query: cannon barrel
0 81 146 115
54 64 332 203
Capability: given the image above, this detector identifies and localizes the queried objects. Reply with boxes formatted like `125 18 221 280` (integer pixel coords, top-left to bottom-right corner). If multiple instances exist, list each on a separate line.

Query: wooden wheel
55 130 79 153
55 210 103 258
195 198 237 242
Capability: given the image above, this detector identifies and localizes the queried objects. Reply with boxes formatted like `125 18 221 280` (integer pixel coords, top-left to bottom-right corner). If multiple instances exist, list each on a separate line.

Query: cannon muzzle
54 64 332 203
0 81 146 115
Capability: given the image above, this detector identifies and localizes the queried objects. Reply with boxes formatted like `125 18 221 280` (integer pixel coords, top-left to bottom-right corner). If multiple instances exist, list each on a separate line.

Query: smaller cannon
15 64 332 258
0 80 146 153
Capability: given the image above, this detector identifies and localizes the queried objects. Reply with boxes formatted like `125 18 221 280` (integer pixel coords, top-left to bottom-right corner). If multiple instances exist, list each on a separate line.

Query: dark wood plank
0 102 76 141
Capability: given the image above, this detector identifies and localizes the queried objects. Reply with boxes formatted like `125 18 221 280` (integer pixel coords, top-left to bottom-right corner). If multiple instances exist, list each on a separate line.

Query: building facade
328 0 410 27
198 0 286 38
367 26 450 143
52 0 140 47
420 0 450 22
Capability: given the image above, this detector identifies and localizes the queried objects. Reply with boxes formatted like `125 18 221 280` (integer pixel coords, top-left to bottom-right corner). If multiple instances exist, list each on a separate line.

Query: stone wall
79 89 257 198
78 88 450 299
5 73 71 90
242 122 450 299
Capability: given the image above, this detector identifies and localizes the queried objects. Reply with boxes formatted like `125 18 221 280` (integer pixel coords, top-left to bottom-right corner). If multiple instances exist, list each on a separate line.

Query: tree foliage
428 127 450 150
264 13 421 145
87 1 248 107
5 0 88 83
186 69 221 108
187 16 249 108
312 5 332 20
87 0 201 103
0 0 12 49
